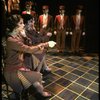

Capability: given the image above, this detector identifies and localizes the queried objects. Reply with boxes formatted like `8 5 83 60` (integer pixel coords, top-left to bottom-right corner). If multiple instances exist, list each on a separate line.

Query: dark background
20 0 99 53
1 0 99 53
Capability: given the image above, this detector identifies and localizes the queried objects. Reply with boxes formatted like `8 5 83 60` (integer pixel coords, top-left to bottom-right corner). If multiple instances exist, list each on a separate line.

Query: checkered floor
2 48 99 100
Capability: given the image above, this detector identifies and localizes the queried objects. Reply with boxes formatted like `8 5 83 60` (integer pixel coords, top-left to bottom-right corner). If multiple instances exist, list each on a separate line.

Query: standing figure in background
54 5 69 53
7 0 20 15
22 1 38 27
38 5 53 42
70 5 85 54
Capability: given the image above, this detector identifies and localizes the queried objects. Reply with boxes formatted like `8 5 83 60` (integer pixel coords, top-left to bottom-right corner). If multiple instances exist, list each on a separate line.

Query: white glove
47 32 52 37
82 32 85 36
48 41 56 48
70 32 73 35
54 31 57 35
66 32 69 35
